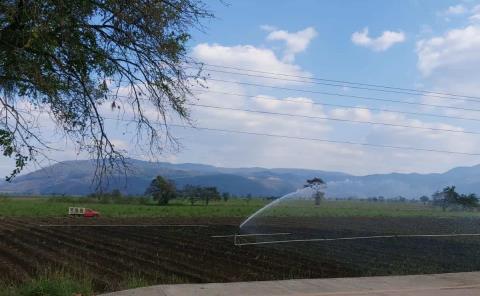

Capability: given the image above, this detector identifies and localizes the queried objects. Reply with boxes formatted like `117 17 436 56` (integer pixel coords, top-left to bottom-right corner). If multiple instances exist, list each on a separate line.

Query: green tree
431 190 443 207
145 176 176 205
202 186 220 206
442 186 459 211
419 195 429 205
457 193 479 210
245 193 252 205
179 185 220 205
304 177 325 206
110 189 123 203
431 186 472 211
222 192 230 202
0 0 211 182
179 184 201 205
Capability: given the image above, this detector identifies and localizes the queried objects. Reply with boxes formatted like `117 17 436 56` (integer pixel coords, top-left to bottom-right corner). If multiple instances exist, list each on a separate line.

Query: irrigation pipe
234 233 480 246
211 232 291 238
38 224 209 227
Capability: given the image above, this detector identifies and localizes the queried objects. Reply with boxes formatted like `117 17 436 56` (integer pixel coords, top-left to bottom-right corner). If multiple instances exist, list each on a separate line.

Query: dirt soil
1 216 480 293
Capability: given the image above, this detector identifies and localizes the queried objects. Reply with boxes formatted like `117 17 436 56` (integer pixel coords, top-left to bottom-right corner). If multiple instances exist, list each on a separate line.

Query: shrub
137 197 151 205
99 195 112 204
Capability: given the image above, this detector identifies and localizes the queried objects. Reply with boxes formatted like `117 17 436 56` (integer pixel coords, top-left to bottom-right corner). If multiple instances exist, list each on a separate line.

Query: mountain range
0 159 479 198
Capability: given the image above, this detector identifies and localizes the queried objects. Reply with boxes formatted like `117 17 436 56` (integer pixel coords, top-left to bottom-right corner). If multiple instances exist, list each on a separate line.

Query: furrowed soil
1 216 480 293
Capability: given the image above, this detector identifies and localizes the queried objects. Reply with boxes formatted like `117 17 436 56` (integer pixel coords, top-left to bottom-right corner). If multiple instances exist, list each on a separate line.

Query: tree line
145 176 233 206
367 186 479 211
429 186 479 211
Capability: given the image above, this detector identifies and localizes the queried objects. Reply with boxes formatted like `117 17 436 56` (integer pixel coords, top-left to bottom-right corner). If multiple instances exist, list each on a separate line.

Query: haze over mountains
0 159 479 198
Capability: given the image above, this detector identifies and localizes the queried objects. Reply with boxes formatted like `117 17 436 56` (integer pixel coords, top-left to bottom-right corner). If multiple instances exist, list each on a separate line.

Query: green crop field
0 197 267 218
1 197 480 219
259 200 480 218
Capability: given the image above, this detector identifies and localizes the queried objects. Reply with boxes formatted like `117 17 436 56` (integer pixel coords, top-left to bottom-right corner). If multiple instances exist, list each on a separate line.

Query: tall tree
442 186 459 211
0 0 211 182
145 176 176 205
304 177 325 206
202 186 219 206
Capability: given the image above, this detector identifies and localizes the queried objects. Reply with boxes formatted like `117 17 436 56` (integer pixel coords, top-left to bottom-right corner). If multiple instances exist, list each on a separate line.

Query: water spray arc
239 186 320 229
235 180 480 246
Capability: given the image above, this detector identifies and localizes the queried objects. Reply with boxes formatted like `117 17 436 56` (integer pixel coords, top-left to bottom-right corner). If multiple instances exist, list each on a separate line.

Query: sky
4 0 480 176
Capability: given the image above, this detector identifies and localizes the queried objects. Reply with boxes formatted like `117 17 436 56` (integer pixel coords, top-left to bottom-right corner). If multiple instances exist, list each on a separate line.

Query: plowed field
1 216 480 293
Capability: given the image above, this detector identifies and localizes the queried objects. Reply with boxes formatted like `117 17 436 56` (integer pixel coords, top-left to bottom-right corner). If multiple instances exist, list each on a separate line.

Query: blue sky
164 0 480 174
4 0 480 176
193 0 439 87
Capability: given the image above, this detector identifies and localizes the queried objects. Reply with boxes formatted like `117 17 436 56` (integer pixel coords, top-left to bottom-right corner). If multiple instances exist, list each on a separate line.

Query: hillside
0 159 479 198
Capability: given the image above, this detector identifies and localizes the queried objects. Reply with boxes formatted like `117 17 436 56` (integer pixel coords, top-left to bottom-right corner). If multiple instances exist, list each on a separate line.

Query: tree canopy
145 175 176 205
432 186 479 211
0 0 211 182
304 177 326 205
178 184 220 205
304 177 325 186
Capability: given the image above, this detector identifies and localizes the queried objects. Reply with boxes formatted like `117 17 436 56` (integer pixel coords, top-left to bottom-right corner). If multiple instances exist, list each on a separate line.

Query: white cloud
470 5 480 23
265 27 318 62
260 24 277 32
192 43 311 85
174 86 480 175
351 27 406 52
181 32 480 175
445 4 467 15
413 21 480 173
416 21 480 130
416 25 480 77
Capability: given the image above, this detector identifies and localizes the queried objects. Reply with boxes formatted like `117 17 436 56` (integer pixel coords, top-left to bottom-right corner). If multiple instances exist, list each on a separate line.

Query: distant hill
1 159 480 198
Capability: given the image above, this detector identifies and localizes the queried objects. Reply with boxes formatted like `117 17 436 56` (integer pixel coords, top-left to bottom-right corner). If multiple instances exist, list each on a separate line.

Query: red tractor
68 207 100 218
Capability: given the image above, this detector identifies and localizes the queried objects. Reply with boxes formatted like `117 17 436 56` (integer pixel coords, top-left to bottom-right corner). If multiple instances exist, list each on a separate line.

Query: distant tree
222 192 230 202
457 193 479 210
245 193 252 204
179 184 199 205
432 190 444 208
419 195 429 205
202 186 220 206
110 188 124 203
430 186 475 211
145 176 176 205
441 186 459 211
111 189 122 198
304 177 326 206
179 184 219 206
444 186 459 202
111 189 121 197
